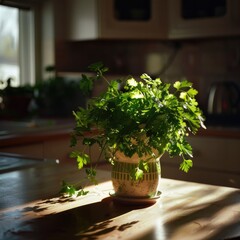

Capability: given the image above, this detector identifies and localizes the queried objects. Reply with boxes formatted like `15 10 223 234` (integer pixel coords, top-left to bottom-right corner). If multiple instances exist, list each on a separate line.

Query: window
0 5 19 88
0 4 35 89
181 0 227 19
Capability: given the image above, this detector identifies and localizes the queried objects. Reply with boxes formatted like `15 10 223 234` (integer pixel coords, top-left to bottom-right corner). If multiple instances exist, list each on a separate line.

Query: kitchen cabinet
43 137 102 163
168 0 240 39
0 143 44 159
56 0 168 40
161 135 240 188
55 0 240 41
0 135 102 163
0 139 71 161
184 136 239 173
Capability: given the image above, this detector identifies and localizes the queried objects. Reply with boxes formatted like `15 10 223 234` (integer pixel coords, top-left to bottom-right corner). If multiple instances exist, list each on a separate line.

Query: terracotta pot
111 151 161 198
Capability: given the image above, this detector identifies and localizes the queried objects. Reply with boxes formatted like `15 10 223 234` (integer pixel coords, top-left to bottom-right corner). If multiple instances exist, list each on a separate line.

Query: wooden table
0 160 240 240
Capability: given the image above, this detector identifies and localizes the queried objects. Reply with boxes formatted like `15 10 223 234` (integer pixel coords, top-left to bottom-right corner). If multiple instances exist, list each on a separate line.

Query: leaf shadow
8 197 144 240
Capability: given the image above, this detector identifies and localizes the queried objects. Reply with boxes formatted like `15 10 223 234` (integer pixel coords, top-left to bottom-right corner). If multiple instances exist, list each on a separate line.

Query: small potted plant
0 77 34 119
34 65 86 118
61 62 205 199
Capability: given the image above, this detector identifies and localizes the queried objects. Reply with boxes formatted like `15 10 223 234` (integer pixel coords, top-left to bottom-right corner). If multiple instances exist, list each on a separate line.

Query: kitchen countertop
0 119 75 147
0 158 240 240
1 117 240 148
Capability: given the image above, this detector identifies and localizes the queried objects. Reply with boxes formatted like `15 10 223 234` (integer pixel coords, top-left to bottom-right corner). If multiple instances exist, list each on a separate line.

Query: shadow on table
4 196 147 240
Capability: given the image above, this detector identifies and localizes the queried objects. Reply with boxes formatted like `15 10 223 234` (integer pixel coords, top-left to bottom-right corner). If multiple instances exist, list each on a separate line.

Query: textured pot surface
111 152 161 198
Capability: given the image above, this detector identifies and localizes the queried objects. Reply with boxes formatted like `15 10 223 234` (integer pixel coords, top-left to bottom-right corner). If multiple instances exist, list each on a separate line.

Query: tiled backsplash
55 37 240 111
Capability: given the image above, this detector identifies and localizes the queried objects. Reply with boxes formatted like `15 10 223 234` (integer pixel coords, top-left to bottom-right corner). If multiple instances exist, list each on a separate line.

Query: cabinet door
162 136 240 173
187 137 227 170
161 136 240 187
161 136 227 171
227 139 240 174
60 0 168 40
0 143 44 159
99 0 168 39
43 139 72 162
43 137 104 163
168 0 240 39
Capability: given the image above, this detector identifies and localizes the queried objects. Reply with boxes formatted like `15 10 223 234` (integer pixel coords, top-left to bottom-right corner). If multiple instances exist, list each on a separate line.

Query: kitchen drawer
43 139 72 162
0 143 44 159
161 136 239 173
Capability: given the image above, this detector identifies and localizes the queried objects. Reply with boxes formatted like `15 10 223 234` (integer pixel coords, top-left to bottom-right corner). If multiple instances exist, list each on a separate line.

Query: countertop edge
0 128 73 147
1 126 240 148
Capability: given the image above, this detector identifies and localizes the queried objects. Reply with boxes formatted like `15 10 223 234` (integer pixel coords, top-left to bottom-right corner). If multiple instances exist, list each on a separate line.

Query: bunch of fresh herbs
61 62 205 197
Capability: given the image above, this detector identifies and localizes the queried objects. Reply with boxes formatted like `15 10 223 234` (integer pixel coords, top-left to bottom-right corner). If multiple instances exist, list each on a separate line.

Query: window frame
0 2 37 87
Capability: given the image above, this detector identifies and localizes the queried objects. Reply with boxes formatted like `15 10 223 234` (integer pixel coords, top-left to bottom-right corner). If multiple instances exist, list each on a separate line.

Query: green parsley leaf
179 159 193 173
130 167 144 181
60 181 89 197
85 167 98 185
